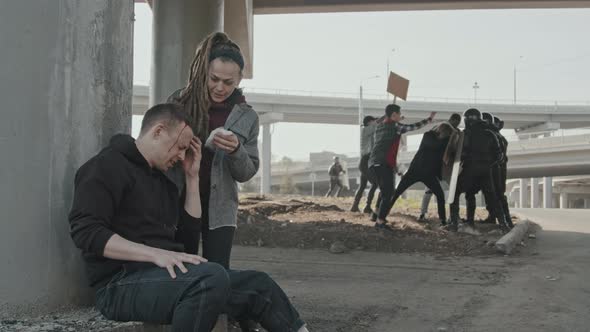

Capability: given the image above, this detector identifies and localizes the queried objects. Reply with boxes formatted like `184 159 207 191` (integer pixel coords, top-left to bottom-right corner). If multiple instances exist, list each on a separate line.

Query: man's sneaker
440 219 447 226
375 222 393 231
363 206 373 214
505 215 515 228
238 320 261 332
370 213 378 222
480 217 495 224
499 223 511 234
446 223 458 232
350 206 360 213
418 214 426 222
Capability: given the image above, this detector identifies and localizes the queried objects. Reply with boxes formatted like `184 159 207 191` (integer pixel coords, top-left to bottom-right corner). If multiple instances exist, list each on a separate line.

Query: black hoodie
68 134 200 287
407 130 450 179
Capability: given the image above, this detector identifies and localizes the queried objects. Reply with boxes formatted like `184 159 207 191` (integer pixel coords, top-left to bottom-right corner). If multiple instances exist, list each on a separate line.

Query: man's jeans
96 262 305 332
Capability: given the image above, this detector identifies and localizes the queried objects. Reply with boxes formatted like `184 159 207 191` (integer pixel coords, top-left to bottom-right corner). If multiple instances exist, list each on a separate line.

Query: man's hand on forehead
183 137 202 178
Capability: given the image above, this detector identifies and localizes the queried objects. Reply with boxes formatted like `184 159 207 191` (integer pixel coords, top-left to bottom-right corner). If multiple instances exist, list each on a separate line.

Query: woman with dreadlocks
167 32 259 271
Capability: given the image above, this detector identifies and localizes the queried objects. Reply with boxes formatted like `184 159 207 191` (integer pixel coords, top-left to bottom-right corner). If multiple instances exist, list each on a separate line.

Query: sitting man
69 103 308 332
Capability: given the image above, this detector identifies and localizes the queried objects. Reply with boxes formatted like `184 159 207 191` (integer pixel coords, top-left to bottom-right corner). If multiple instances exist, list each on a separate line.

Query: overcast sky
133 4 590 159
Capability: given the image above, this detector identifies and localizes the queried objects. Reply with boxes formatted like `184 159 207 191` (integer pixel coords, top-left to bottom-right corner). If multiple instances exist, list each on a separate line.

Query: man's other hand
151 248 207 279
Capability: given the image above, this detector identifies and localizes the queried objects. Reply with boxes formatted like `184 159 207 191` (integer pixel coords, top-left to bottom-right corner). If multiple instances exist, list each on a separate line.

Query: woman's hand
213 131 240 154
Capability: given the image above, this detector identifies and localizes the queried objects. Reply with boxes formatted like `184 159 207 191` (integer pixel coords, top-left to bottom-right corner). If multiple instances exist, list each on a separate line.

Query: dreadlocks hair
172 32 244 141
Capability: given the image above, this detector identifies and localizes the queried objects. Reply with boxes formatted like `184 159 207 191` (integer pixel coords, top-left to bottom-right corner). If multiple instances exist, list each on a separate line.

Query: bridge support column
519 179 528 208
530 178 540 208
0 0 132 316
560 192 569 209
543 177 553 208
150 0 224 105
260 123 272 194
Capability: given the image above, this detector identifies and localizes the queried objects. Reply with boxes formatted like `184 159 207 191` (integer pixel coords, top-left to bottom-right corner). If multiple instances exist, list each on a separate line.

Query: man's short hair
362 115 376 126
449 113 461 124
385 104 401 117
140 103 192 135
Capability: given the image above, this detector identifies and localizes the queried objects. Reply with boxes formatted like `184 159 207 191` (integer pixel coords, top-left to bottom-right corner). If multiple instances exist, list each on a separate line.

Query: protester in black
448 108 510 232
464 113 513 228
69 104 307 332
387 123 456 225
493 116 513 227
418 113 461 221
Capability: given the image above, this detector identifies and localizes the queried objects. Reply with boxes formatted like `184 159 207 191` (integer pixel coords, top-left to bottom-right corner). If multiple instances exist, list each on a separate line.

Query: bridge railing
243 86 590 106
508 133 590 150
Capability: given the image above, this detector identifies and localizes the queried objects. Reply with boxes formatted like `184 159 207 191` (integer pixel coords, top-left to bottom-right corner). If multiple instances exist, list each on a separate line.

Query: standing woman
168 32 259 270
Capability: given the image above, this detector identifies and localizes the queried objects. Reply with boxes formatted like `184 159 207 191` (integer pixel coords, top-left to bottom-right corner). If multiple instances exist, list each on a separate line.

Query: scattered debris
329 241 348 254
487 229 503 236
459 225 482 236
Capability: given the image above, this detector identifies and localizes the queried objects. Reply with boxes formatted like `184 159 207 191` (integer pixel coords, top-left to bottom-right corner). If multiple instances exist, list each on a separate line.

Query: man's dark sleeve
175 189 202 255
486 130 503 163
68 157 127 256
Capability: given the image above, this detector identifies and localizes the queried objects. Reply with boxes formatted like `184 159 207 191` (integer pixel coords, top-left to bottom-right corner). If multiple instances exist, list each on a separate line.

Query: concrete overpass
244 90 590 130
251 0 590 13
267 133 590 183
138 0 590 13
134 85 590 130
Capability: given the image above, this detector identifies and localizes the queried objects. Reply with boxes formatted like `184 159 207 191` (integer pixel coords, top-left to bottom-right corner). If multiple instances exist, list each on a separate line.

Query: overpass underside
252 0 590 14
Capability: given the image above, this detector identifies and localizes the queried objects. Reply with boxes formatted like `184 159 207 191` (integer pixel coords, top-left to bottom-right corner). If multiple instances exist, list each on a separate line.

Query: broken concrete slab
495 220 531 255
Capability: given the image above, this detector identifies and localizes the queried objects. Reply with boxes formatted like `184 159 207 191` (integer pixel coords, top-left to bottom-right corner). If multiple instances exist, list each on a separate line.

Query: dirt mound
235 195 519 257
239 196 343 216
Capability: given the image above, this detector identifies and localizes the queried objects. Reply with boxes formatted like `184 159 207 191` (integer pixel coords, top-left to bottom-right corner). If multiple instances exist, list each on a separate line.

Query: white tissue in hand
205 128 233 150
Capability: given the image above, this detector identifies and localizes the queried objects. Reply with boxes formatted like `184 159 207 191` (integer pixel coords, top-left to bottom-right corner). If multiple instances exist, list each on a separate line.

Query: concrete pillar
150 0 224 105
530 178 540 208
560 192 569 209
519 179 528 209
260 123 272 194
224 0 254 78
543 177 553 208
0 0 133 316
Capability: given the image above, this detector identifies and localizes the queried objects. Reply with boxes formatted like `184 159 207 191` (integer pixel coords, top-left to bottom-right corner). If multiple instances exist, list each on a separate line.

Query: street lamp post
513 55 524 104
359 75 381 125
359 75 380 156
472 81 479 104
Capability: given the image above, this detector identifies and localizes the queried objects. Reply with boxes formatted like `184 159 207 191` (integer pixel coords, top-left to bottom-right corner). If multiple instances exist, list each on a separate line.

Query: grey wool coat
166 101 260 230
